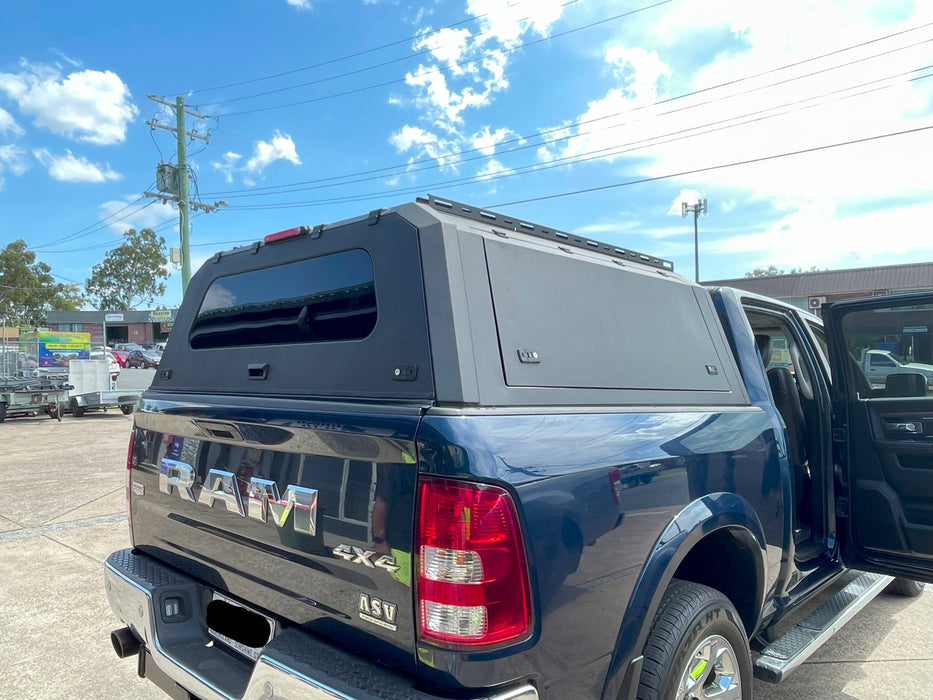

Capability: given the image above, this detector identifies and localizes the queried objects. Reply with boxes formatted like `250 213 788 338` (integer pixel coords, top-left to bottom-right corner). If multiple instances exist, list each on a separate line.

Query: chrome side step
752 571 893 683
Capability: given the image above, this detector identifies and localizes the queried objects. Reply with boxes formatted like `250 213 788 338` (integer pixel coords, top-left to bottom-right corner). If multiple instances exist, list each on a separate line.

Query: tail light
416 477 532 648
609 467 623 504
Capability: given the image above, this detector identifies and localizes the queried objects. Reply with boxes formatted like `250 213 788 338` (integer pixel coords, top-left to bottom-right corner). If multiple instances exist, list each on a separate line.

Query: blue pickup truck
104 196 932 700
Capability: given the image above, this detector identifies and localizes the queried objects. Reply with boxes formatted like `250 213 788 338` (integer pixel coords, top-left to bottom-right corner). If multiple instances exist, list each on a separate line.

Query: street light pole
682 198 708 283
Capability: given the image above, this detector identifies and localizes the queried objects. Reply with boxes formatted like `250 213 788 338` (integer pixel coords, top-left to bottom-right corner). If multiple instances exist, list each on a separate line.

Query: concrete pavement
0 390 929 699
0 411 163 699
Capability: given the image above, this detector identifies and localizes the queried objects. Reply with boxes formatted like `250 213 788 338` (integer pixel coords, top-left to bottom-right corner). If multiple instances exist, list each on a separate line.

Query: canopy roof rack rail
418 194 675 273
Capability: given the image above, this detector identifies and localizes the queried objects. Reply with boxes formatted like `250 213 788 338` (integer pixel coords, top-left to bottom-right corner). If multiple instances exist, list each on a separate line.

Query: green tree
745 265 825 278
85 228 169 310
745 265 785 278
0 240 83 326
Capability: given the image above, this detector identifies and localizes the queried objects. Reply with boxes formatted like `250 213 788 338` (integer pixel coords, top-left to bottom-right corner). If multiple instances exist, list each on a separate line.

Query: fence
1 336 40 379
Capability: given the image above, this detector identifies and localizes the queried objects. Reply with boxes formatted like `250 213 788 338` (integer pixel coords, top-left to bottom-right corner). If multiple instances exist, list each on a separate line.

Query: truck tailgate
129 394 423 669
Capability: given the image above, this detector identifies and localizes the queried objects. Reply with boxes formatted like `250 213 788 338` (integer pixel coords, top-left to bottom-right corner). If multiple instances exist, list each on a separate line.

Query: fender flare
600 492 768 700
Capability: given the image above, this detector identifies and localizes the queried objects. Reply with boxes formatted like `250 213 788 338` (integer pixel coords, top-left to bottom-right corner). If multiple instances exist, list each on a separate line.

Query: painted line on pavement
0 512 127 543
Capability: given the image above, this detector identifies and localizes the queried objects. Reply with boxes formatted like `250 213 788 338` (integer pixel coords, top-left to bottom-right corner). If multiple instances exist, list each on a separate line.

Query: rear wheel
637 580 751 700
120 404 134 415
0 402 6 422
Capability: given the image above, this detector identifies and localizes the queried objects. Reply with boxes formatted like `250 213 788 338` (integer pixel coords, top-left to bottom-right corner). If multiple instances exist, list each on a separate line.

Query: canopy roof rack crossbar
418 194 674 273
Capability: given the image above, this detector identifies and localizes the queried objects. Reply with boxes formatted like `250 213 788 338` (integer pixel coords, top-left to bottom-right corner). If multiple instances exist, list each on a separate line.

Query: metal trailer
67 360 141 417
68 390 140 417
0 377 72 422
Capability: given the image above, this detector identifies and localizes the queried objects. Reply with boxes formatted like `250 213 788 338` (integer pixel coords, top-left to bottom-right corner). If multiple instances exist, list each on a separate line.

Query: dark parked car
125 349 160 369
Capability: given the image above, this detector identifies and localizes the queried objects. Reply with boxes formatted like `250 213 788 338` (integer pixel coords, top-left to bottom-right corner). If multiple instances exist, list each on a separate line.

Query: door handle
889 422 921 434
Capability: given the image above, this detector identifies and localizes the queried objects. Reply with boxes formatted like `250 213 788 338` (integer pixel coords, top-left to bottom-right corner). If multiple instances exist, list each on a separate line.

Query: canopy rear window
191 248 376 349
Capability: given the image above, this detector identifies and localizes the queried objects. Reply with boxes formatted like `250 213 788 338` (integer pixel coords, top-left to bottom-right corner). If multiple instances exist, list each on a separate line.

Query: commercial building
44 309 177 347
704 261 933 316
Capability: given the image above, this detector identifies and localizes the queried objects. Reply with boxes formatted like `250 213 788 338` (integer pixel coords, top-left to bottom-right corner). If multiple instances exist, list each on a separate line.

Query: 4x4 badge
333 544 400 573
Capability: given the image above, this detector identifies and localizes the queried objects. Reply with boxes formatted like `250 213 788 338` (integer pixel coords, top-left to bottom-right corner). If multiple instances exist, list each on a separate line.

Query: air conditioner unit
808 296 827 309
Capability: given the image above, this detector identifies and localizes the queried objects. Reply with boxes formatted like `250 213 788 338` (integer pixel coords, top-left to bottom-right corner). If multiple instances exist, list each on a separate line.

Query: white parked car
90 347 121 382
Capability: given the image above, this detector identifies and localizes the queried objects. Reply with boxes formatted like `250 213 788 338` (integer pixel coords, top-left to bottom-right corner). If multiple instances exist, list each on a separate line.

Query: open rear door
825 292 933 583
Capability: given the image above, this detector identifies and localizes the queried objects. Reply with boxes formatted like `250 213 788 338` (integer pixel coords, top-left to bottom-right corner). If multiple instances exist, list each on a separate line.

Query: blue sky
1 0 931 309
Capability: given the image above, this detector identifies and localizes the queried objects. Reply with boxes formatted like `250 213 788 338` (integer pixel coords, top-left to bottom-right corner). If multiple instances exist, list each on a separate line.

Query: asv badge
359 594 398 631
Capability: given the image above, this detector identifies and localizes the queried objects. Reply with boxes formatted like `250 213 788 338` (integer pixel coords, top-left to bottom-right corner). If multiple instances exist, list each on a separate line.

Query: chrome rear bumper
105 549 538 700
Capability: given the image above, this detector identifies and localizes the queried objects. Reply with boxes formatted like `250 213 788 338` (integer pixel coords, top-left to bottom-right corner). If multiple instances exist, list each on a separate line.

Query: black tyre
886 578 925 597
637 579 751 700
0 402 6 422
120 404 134 415
70 399 85 418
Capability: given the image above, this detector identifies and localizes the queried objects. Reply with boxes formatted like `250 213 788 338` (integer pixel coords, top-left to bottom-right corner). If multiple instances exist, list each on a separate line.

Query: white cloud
667 189 704 215
99 195 177 234
472 126 511 155
210 132 300 184
538 0 932 278
605 47 670 102
414 27 473 74
538 46 672 164
394 0 568 171
49 49 82 68
0 107 24 136
0 144 28 175
390 125 460 169
286 0 312 9
0 144 29 190
391 125 437 152
476 158 510 181
246 131 301 173
0 61 137 145
467 0 565 47
33 148 121 183
707 201 933 270
211 151 242 184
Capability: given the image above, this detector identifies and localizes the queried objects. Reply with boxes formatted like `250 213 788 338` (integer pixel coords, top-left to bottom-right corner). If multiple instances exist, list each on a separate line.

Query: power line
201 22 933 198
30 203 183 254
219 68 933 210
191 237 253 248
203 1 584 107
26 20 930 259
218 64 931 206
175 0 581 96
488 125 933 208
29 195 153 251
219 1 673 117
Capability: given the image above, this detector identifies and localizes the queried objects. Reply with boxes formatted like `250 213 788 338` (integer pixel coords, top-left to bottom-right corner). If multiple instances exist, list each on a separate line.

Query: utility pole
144 96 225 296
682 198 708 283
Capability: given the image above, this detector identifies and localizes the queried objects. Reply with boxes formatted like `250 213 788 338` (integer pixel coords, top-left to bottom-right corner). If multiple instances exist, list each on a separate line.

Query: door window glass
840 303 933 397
